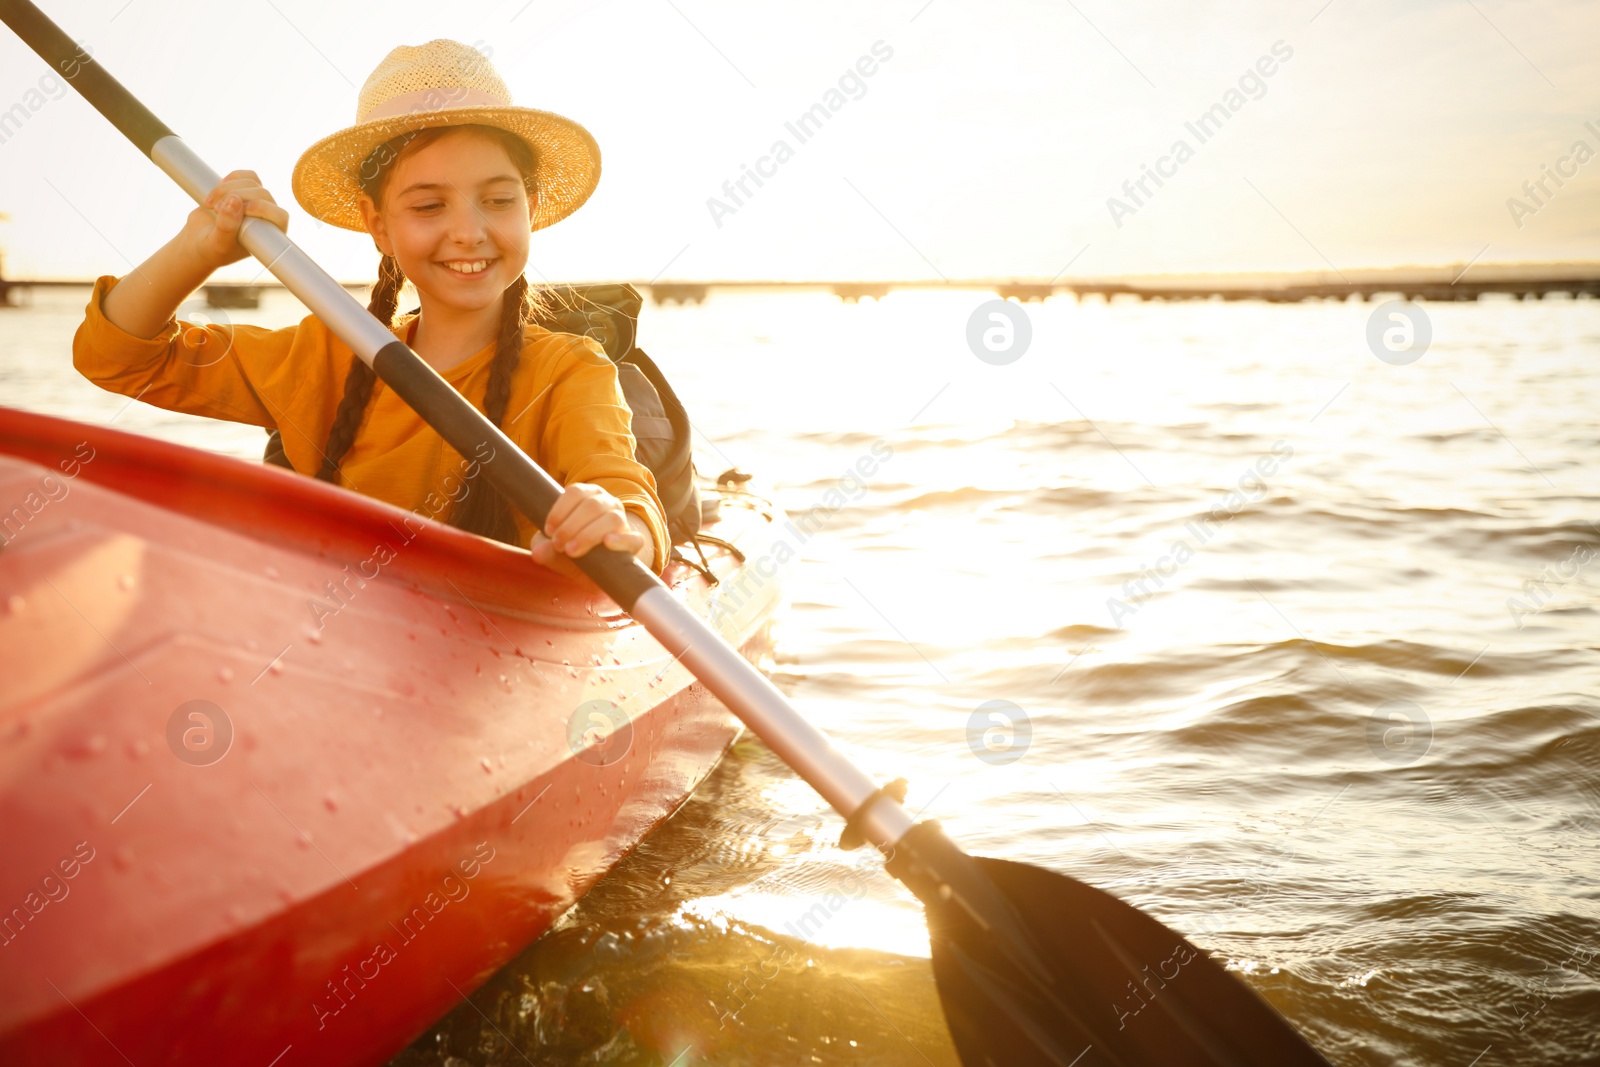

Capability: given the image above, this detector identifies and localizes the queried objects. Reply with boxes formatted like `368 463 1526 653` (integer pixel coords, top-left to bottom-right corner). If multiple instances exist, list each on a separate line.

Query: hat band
361 86 507 122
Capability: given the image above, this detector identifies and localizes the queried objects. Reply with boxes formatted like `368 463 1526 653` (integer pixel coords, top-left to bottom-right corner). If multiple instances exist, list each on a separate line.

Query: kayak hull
0 407 785 1065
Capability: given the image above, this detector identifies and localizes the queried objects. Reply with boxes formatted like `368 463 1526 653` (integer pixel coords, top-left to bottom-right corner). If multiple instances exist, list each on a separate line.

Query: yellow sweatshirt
73 276 669 572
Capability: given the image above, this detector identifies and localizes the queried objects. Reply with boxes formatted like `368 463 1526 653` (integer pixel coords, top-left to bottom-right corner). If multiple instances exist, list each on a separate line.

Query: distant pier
4 266 1597 308
0 277 366 307
202 283 263 309
626 266 1600 304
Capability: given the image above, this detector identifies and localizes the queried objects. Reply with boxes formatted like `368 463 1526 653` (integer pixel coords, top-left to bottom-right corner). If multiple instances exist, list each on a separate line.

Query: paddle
1 4 1335 1062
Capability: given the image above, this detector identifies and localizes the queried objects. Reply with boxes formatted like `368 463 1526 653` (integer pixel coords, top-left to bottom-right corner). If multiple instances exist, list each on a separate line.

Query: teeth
444 260 490 274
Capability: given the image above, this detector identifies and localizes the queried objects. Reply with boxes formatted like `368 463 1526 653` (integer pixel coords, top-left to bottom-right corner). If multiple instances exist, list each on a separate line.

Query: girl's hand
528 483 653 582
181 170 290 272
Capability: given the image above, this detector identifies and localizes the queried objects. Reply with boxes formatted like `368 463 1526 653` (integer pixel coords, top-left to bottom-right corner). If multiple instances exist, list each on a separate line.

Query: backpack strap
617 346 702 544
263 428 293 470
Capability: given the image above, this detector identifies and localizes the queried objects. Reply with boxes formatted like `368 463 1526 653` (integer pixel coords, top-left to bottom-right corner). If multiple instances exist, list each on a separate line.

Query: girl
73 39 666 581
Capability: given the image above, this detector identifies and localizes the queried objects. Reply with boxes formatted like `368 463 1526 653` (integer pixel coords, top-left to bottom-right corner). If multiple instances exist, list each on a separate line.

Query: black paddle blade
885 823 1332 1067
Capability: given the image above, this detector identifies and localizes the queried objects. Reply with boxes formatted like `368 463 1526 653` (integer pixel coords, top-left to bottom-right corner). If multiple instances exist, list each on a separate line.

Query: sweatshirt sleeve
72 275 305 428
537 335 670 574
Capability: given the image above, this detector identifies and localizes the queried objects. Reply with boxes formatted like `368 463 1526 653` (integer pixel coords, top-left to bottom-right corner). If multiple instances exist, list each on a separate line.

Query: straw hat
291 39 600 233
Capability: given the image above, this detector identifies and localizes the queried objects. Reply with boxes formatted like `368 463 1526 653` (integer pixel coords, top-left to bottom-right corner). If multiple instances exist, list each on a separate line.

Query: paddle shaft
1 0 914 853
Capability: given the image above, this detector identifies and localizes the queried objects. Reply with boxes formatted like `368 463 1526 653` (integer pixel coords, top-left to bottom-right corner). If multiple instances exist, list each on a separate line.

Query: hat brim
290 104 600 233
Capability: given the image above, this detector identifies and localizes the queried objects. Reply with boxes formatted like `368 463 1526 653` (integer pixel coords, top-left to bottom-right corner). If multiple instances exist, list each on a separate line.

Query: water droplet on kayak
498 674 510 688
218 667 234 683
304 625 323 644
546 640 554 647
64 734 108 760
295 836 312 850
567 667 579 678
265 565 279 579
453 805 468 818
126 738 149 758
480 757 493 774
4 595 24 615
323 793 339 812
269 659 285 676
117 573 135 591
112 847 134 871
551 596 561 606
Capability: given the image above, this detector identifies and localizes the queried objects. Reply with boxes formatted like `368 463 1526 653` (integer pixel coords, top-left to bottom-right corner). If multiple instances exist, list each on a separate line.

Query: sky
0 0 1597 283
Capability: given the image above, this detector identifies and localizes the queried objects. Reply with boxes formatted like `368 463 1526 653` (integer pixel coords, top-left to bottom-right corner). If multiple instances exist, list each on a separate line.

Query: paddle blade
886 824 1331 1066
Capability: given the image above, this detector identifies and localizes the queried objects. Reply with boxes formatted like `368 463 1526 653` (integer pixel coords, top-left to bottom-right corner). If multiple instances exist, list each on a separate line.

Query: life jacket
261 282 706 545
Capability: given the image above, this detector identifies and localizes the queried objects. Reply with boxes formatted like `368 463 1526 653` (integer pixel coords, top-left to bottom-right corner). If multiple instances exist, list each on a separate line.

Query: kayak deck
0 406 787 1065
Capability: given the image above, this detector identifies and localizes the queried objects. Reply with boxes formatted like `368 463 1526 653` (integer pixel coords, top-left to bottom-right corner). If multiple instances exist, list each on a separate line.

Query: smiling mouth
439 259 495 276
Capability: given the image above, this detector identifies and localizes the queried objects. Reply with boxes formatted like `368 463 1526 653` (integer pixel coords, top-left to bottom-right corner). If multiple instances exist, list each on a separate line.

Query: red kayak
0 406 787 1066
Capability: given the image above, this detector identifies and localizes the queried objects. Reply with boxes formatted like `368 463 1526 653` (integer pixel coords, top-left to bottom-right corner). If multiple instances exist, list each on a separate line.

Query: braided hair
447 271 529 545
315 253 399 483
318 125 539 545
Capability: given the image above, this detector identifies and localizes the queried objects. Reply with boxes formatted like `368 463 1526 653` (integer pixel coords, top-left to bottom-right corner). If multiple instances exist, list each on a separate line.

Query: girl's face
359 130 534 315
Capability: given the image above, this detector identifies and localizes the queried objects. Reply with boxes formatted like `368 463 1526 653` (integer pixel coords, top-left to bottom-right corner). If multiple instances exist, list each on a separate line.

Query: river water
4 284 1597 1065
